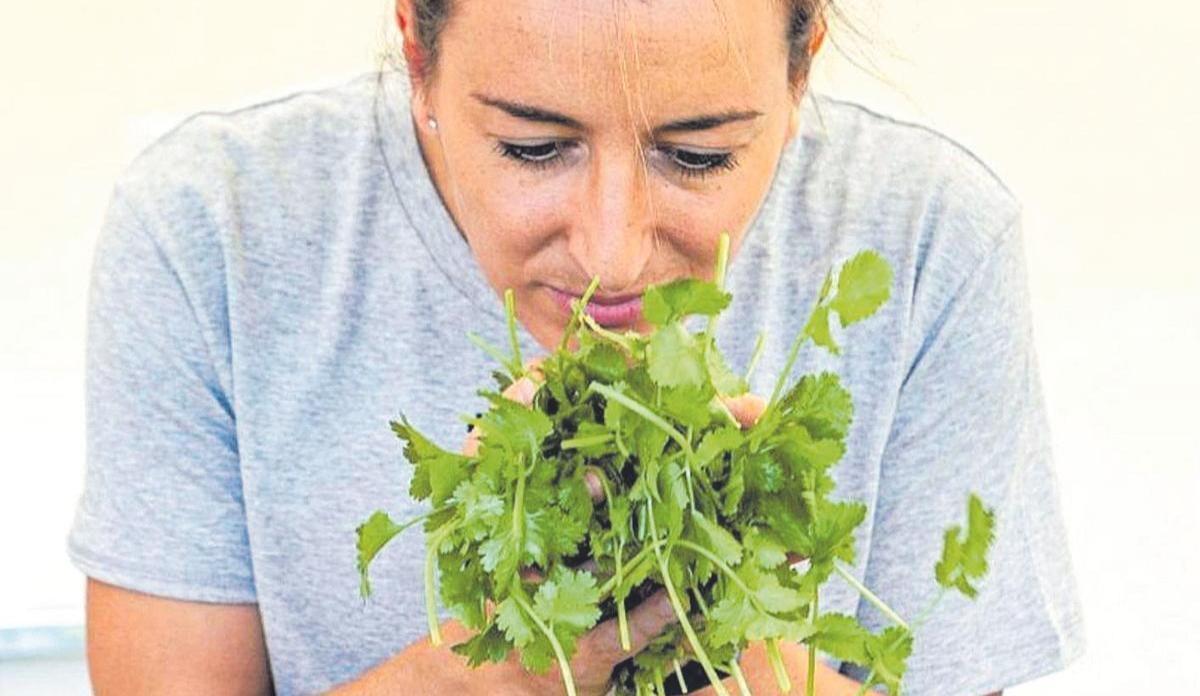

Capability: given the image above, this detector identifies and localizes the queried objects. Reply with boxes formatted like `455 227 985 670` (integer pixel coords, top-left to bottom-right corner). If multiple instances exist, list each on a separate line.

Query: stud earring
428 117 439 131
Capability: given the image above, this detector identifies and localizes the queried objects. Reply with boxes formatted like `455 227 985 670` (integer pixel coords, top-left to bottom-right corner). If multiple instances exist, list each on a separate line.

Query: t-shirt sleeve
67 182 256 604
841 217 1085 694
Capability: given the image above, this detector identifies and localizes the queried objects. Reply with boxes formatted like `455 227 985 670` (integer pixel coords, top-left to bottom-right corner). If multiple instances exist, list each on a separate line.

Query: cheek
652 173 773 256
444 141 572 250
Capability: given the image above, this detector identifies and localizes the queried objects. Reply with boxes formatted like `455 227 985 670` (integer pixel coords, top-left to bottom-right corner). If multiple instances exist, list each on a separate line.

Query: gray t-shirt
68 70 1084 695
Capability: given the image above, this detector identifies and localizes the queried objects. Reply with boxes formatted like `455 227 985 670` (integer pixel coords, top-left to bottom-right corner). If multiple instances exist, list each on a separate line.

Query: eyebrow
472 92 762 135
473 94 584 130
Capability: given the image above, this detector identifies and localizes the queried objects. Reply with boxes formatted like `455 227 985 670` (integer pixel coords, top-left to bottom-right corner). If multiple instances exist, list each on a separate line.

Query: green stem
767 326 810 410
684 426 696 510
511 586 578 696
587 385 714 508
424 526 454 646
504 289 524 378
654 668 667 696
672 659 689 693
581 313 637 352
766 638 792 693
704 232 731 345
711 395 741 428
913 587 947 631
806 590 818 696
587 383 693 459
833 564 909 630
729 659 753 696
674 540 766 614
690 576 711 618
616 545 632 651
585 465 633 652
744 332 766 383
645 496 730 696
560 433 614 450
597 540 664 597
852 624 912 696
467 332 513 370
512 456 529 574
558 277 602 352
362 506 445 599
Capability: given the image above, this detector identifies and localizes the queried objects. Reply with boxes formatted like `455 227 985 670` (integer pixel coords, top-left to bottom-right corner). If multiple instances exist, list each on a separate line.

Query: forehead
439 0 792 118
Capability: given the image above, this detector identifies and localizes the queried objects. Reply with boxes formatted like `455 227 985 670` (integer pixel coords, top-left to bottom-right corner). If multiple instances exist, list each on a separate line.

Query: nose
566 144 655 294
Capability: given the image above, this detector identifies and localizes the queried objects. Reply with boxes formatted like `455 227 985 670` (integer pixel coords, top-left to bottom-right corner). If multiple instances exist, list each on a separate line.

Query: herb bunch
357 236 995 696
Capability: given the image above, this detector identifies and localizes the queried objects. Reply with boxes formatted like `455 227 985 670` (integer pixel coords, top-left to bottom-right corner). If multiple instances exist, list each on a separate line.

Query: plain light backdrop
2 0 1197 693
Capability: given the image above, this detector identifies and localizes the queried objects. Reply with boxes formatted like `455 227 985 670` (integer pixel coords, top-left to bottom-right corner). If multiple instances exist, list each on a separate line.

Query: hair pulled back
400 0 829 90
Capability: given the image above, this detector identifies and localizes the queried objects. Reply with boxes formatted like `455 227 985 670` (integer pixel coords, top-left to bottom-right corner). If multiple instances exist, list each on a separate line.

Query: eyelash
494 141 739 180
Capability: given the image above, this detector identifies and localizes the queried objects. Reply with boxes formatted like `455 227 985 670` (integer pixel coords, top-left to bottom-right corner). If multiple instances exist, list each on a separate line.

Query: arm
86 579 272 696
323 619 478 695
699 641 1001 696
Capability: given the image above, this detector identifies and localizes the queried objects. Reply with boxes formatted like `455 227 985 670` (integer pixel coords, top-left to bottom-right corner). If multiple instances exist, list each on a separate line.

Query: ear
394 0 428 84
807 14 827 58
785 16 827 144
394 0 436 126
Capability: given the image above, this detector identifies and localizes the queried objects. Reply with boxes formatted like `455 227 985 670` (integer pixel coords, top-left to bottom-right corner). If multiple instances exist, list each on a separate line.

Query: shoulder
109 72 385 248
784 93 1022 267
783 93 1024 319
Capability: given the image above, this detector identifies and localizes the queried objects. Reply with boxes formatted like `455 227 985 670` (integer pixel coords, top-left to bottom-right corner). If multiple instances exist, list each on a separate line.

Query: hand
459 357 670 695
456 590 681 696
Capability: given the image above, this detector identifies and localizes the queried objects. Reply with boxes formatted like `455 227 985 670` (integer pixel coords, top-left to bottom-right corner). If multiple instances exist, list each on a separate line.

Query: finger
578 589 678 664
518 558 599 586
501 358 547 405
786 552 807 566
501 374 540 406
720 393 767 429
463 357 548 455
583 470 605 503
462 427 482 456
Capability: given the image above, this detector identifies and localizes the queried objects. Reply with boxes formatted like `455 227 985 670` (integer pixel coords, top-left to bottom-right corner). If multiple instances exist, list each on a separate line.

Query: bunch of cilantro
357 236 995 696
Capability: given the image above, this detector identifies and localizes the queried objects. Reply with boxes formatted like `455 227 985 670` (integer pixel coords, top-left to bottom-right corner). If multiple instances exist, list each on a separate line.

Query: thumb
577 590 680 665
720 393 767 429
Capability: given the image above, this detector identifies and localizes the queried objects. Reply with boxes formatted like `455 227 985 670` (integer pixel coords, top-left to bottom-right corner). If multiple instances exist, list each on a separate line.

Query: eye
659 147 739 179
495 141 571 170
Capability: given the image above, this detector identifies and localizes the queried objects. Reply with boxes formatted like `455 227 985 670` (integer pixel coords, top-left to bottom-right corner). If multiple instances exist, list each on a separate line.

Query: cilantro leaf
647 323 707 389
451 622 512 667
777 372 853 441
830 250 893 327
804 304 840 355
475 394 553 455
689 510 743 566
935 493 996 598
438 549 490 628
355 511 404 598
744 529 789 569
390 416 470 505
642 279 731 327
706 343 748 396
496 596 534 647
532 566 602 634
813 613 872 665
865 627 913 694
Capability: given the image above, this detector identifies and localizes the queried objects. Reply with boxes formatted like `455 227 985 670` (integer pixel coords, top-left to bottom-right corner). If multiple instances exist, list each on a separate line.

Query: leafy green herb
357 237 995 696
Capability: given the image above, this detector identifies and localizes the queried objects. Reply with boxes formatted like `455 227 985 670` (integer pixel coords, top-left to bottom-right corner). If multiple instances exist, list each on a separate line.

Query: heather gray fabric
68 70 1084 695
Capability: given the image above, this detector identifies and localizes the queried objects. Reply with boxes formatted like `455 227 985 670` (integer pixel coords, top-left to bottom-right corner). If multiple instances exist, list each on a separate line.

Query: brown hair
396 0 831 91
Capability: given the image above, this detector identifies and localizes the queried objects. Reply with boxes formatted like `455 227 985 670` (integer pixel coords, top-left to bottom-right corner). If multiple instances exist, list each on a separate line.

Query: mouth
547 286 643 328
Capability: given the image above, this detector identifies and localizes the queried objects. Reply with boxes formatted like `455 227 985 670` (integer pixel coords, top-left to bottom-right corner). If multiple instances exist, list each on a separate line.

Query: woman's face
406 0 815 351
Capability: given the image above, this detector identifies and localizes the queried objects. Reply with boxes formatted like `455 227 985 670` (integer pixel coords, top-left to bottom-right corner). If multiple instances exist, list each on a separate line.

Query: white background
2 0 1197 693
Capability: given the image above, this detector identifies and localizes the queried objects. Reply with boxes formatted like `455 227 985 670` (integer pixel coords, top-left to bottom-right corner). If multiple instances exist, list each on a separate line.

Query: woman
70 0 1084 694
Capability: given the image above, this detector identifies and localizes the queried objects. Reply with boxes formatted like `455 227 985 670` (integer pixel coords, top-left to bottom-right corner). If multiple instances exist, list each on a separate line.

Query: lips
548 287 643 327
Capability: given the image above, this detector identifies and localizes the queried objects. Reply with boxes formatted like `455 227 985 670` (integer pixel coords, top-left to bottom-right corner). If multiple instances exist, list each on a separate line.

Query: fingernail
655 592 675 619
